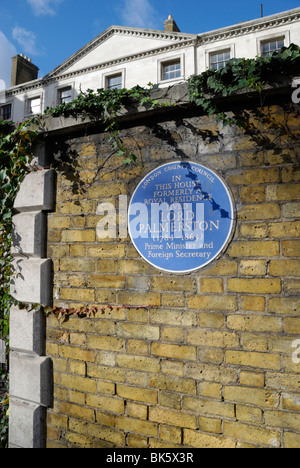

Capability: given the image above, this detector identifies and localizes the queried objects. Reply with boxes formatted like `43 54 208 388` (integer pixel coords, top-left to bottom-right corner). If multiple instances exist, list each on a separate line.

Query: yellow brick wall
46 102 300 448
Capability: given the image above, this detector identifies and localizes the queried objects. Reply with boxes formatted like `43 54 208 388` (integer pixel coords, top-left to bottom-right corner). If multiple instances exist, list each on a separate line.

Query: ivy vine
188 43 300 126
45 84 166 165
0 119 38 448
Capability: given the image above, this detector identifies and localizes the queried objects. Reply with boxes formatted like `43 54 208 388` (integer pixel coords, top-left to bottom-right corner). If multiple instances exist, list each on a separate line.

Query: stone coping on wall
33 80 294 139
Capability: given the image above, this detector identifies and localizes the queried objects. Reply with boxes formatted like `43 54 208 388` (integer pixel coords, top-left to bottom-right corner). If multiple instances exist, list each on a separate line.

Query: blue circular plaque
128 161 235 273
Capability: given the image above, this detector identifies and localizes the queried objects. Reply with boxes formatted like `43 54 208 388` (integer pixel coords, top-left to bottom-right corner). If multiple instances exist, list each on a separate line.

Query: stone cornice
197 7 300 44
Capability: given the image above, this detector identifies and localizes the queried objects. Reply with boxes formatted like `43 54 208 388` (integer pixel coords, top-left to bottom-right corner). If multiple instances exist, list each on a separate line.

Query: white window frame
102 69 126 90
25 95 42 116
158 55 185 84
55 83 74 106
205 44 235 71
257 31 290 57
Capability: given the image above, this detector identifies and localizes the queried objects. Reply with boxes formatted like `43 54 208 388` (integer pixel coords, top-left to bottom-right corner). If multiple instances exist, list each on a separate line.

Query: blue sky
0 0 299 89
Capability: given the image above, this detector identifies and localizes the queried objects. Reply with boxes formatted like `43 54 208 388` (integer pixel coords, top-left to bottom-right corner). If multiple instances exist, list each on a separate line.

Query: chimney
11 54 39 87
164 15 180 33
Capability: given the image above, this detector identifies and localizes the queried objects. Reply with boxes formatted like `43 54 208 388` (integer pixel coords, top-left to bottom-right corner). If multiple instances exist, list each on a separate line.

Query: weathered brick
225 350 281 370
228 241 279 257
240 185 265 203
60 288 95 302
223 421 280 447
60 258 95 272
117 355 160 373
184 429 235 448
126 402 148 420
117 385 158 404
149 374 196 395
269 259 300 277
118 291 161 307
186 329 239 348
161 327 185 343
151 343 196 361
87 244 126 258
187 295 237 311
86 394 124 414
48 216 70 229
60 346 95 362
240 223 267 239
241 333 268 352
284 432 300 449
159 392 181 409
183 396 235 418
60 374 96 393
238 203 281 221
228 168 279 185
284 317 300 334
200 259 238 276
264 410 300 432
268 297 300 314
150 309 197 326
224 386 279 408
228 278 281 294
240 296 266 311
160 425 182 444
227 314 282 333
60 402 95 422
239 260 267 276
86 274 126 288
149 407 197 429
282 202 300 218
200 278 224 293
150 276 196 292
117 323 159 341
87 335 125 352
282 240 300 257
265 372 300 391
185 363 238 385
269 221 300 238
116 416 158 437
198 312 224 328
87 425 125 446
239 371 265 388
88 182 127 198
266 183 300 201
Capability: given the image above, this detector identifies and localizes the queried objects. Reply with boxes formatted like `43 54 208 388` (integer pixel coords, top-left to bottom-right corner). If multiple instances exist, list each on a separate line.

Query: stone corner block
10 258 52 306
14 169 55 212
9 398 46 449
10 352 53 408
10 306 45 355
12 211 46 258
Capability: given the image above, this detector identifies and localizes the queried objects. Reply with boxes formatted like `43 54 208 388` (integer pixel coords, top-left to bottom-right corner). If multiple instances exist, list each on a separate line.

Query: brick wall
45 89 300 448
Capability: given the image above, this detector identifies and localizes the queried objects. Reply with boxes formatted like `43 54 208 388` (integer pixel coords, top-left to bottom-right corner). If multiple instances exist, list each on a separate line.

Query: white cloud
0 31 17 89
119 0 158 29
12 26 40 56
27 0 63 16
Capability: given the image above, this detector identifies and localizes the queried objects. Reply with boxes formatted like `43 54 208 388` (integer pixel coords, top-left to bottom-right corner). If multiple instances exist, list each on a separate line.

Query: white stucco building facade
1 7 300 123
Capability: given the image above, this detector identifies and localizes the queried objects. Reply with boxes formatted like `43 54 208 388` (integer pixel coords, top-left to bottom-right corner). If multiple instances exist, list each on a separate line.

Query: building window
261 38 285 57
210 50 231 71
0 104 12 121
58 87 72 104
27 96 41 115
162 60 181 81
106 74 123 90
